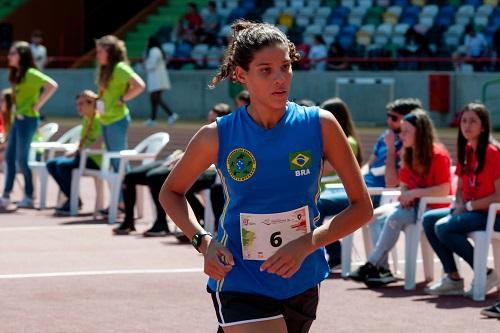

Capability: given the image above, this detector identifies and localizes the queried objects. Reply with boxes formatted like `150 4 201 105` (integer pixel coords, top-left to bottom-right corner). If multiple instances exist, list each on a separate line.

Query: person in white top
30 30 47 70
143 37 177 127
308 35 328 72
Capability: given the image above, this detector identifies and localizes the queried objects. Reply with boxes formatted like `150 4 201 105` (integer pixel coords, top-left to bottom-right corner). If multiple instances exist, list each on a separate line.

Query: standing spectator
30 30 47 70
308 35 328 71
95 35 145 172
0 41 58 209
176 2 203 44
46 90 102 215
143 37 177 127
423 103 500 297
352 110 452 287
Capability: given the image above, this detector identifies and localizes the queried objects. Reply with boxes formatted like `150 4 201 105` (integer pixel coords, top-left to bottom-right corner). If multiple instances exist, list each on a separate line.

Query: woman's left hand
32 103 40 112
260 237 312 279
399 190 416 208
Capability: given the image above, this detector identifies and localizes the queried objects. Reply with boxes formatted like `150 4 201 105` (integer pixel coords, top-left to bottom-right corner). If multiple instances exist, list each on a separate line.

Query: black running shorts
210 285 319 333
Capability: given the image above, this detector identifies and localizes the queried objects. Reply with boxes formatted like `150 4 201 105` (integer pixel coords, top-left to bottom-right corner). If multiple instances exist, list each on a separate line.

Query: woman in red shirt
423 102 500 297
351 109 452 286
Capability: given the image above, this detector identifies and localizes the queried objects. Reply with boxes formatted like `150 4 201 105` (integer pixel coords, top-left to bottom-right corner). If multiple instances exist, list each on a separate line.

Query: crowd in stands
0 21 499 321
148 0 500 71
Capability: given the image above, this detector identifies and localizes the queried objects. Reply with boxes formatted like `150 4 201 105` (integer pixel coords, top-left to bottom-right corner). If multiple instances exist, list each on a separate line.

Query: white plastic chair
29 125 81 209
467 202 500 301
323 183 401 278
70 132 169 224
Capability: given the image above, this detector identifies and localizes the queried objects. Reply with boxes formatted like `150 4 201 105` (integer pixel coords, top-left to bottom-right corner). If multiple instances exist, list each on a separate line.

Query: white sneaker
143 119 157 127
464 270 500 298
167 113 179 125
17 197 34 209
424 275 464 296
0 196 10 209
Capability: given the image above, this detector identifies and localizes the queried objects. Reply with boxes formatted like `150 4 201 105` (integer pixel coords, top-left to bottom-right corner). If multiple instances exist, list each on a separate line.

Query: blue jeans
368 205 417 267
46 155 99 201
422 208 500 274
3 116 39 198
101 115 130 172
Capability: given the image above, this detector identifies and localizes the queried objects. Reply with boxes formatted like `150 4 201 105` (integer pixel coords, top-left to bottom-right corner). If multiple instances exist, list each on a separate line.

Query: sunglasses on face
387 113 400 122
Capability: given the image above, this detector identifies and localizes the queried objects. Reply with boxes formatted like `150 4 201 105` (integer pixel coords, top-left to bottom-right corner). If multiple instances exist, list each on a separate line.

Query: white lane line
0 225 110 232
0 268 203 280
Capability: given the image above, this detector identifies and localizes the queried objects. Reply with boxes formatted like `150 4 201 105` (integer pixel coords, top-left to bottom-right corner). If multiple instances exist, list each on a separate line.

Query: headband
403 113 418 127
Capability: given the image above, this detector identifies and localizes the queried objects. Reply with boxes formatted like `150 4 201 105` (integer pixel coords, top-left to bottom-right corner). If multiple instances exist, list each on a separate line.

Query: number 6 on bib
240 206 311 260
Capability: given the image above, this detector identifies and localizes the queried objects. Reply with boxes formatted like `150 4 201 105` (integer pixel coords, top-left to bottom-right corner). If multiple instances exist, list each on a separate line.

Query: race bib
240 206 310 260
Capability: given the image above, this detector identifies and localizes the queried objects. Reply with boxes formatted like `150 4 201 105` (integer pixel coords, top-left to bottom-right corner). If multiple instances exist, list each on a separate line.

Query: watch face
191 234 199 248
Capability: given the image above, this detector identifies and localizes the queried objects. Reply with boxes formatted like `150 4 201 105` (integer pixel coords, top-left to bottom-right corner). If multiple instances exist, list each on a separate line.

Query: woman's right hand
204 237 234 281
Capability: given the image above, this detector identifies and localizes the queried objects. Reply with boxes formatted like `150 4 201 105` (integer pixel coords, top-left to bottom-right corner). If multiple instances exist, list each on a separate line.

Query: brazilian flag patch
289 150 312 170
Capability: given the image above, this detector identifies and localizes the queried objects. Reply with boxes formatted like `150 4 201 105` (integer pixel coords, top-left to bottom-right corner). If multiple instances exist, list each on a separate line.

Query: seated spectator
113 103 231 236
327 42 349 71
200 1 221 45
318 98 363 269
317 99 421 270
46 90 102 215
423 103 500 297
352 109 452 287
176 2 203 44
309 35 328 71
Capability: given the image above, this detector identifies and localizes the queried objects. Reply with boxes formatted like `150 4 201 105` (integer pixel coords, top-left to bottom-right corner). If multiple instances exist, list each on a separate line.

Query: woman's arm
33 79 58 112
399 182 450 208
467 179 500 211
261 110 373 278
120 73 145 104
159 122 233 280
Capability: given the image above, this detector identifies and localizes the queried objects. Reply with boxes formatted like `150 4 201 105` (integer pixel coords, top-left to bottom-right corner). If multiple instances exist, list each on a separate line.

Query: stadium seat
190 44 209 68
349 6 368 26
206 46 224 69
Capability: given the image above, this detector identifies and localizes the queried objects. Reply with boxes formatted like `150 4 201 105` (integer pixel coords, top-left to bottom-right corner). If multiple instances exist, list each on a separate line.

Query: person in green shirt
0 41 58 210
46 90 102 215
95 35 145 172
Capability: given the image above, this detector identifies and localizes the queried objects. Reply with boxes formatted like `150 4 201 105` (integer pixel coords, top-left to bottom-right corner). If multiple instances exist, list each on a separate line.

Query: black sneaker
365 267 397 288
480 301 500 318
143 227 169 237
349 262 379 282
112 221 136 235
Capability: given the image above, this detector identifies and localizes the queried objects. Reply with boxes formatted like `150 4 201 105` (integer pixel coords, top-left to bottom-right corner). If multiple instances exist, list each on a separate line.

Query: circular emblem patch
226 148 256 182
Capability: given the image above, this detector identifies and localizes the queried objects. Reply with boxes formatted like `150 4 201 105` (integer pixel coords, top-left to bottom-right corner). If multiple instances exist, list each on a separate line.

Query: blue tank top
207 101 329 300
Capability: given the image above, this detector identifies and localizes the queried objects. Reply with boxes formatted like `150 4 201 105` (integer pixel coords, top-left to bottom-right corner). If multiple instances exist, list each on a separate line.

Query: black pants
122 161 216 228
150 90 172 120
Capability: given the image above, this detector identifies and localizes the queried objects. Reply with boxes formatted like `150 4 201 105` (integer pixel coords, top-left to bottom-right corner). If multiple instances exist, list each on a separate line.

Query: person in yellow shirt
95 35 145 172
46 90 102 215
0 41 58 210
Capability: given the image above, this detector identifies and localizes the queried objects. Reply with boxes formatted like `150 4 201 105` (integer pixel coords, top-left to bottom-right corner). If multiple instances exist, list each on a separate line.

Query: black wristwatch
191 232 212 253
